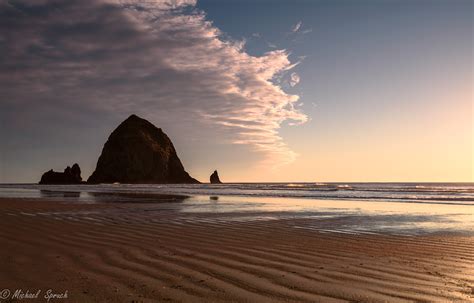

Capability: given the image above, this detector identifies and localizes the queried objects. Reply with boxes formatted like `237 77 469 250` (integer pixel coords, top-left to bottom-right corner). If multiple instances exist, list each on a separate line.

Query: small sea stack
210 170 222 184
39 163 82 184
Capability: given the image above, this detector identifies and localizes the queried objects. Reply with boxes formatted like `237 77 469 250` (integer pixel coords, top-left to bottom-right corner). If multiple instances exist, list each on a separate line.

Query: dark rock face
39 163 82 184
210 170 222 184
88 114 199 184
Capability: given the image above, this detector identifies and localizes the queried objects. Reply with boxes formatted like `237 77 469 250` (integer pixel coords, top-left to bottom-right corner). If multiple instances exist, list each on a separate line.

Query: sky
0 0 472 183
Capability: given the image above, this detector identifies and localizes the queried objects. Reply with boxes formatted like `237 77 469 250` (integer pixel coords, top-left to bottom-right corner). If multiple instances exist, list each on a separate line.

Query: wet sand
0 198 473 302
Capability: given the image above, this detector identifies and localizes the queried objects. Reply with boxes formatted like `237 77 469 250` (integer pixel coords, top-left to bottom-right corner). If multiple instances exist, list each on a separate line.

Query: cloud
289 72 300 87
289 21 311 38
267 42 278 49
0 0 307 167
292 21 302 33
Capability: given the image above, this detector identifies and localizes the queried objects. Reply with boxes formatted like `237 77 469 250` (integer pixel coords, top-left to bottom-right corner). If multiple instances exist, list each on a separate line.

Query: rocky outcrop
210 170 222 184
39 163 82 184
88 114 199 184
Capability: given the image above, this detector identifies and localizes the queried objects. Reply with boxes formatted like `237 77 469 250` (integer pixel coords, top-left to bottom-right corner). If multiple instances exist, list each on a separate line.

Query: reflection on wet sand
86 191 189 203
40 189 80 198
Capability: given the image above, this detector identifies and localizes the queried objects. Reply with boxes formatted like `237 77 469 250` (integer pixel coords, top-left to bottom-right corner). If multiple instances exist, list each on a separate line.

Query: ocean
0 182 472 204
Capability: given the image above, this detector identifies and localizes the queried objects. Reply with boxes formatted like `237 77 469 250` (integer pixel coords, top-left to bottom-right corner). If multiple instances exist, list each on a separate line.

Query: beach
2 0 471 302
0 194 473 302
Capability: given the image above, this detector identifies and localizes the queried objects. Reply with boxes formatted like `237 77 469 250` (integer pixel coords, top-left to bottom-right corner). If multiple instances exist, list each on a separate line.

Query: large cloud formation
0 0 307 167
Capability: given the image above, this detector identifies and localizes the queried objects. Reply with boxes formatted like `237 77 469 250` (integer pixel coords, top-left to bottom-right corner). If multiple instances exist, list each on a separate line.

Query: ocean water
0 183 472 235
0 182 472 204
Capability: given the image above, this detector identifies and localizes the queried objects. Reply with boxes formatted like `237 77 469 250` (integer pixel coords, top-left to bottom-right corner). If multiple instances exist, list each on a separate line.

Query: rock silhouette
210 170 222 184
88 114 199 184
39 163 82 184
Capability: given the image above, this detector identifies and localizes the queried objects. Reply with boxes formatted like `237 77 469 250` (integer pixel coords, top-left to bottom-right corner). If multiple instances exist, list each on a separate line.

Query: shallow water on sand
0 184 472 236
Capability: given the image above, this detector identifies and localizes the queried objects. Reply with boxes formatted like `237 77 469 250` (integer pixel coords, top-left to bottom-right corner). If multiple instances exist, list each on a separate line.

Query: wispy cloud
289 72 300 87
267 42 278 49
289 20 312 38
0 0 307 167
292 21 302 33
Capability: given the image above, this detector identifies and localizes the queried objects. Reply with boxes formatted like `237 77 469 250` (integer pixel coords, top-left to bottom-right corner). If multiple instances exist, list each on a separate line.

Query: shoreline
0 198 473 302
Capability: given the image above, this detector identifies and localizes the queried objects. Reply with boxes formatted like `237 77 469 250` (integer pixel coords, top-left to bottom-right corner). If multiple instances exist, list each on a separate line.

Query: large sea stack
88 114 199 184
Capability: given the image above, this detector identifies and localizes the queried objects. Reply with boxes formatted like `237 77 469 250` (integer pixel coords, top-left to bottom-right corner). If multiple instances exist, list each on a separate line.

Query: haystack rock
88 114 199 184
210 170 222 184
39 163 82 184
